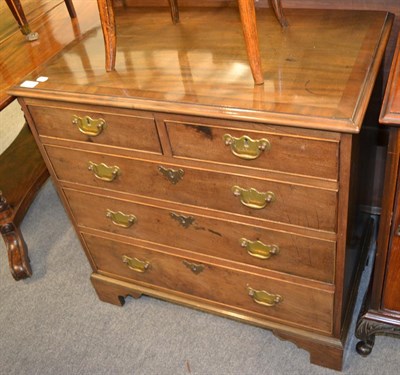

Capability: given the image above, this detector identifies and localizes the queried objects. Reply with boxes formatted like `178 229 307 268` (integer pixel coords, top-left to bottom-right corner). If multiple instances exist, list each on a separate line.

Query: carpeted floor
0 179 399 375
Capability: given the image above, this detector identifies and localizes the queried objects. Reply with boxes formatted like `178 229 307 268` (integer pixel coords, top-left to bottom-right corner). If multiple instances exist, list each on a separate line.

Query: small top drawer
27 102 162 154
164 116 339 180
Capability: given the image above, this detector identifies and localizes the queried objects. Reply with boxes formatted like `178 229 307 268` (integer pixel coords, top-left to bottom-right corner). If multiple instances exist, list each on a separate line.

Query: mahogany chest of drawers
10 7 393 370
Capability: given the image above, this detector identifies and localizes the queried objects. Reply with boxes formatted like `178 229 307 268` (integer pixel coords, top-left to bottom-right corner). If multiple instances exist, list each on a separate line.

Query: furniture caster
356 339 375 356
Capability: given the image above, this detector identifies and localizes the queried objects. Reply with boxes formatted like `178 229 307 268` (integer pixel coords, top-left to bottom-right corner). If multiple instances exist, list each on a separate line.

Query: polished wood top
0 0 100 110
380 33 400 126
9 7 393 133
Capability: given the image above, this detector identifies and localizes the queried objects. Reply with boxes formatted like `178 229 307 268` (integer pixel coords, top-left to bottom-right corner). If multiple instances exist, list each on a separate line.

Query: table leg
4 0 38 41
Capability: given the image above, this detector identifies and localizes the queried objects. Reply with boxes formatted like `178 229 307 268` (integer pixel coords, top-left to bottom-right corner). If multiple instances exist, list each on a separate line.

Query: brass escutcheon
170 212 195 228
106 209 137 228
247 286 282 307
232 186 275 209
158 166 184 184
72 115 106 137
122 255 150 273
240 238 279 260
88 161 120 182
223 134 270 160
183 260 205 275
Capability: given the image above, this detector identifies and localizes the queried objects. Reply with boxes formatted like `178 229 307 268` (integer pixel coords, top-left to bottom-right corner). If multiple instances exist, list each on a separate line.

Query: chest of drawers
9 7 393 370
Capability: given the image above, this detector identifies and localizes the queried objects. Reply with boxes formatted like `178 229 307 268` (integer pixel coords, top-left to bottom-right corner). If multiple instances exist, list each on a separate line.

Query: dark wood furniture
96 0 287 84
0 124 49 280
355 33 400 355
5 0 76 41
10 8 392 370
0 0 100 280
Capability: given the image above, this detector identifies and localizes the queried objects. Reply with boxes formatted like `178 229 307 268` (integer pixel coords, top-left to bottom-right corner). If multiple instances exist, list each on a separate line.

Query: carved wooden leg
96 0 117 72
4 0 38 41
64 0 77 19
356 317 400 356
168 0 179 24
270 0 288 27
0 193 32 280
237 0 264 85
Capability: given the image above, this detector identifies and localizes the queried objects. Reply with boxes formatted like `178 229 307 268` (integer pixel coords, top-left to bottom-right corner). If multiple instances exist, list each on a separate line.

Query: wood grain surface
9 7 393 133
0 0 100 109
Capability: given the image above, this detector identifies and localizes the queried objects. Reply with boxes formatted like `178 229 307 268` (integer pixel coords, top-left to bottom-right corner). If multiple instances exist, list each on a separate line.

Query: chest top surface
9 7 392 133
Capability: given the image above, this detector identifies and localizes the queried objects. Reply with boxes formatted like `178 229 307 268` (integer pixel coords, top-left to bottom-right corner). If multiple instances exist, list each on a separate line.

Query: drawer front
65 188 335 282
48 146 337 232
83 232 334 333
165 120 339 180
28 105 162 154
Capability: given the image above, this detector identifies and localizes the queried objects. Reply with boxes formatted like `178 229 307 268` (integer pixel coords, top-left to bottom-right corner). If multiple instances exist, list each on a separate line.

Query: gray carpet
1 180 399 375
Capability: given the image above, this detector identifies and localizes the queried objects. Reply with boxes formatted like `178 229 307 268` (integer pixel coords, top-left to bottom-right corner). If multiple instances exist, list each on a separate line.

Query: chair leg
168 0 180 24
97 0 179 71
4 0 38 41
270 0 288 27
64 0 77 19
237 0 264 85
97 0 116 71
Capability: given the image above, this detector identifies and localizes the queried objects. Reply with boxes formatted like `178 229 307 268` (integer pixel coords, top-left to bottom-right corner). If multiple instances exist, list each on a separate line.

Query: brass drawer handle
88 161 120 182
183 260 205 275
247 286 282 307
232 186 275 209
223 134 270 160
158 166 184 184
106 209 137 228
240 238 279 260
122 255 149 273
72 115 106 137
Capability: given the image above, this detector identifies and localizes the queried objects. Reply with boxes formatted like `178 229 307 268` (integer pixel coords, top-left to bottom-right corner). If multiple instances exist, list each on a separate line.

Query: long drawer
82 232 334 333
48 145 338 232
164 116 340 180
64 188 335 282
27 103 162 154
